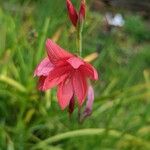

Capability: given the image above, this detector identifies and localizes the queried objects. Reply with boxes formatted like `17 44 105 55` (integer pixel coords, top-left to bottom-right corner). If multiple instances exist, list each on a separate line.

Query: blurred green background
0 0 150 150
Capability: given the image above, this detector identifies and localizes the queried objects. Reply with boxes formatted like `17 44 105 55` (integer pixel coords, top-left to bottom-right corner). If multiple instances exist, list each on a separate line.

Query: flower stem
77 30 82 56
76 21 83 57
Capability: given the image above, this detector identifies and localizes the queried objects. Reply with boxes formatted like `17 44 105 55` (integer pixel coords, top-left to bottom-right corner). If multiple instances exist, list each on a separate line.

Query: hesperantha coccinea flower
34 39 98 115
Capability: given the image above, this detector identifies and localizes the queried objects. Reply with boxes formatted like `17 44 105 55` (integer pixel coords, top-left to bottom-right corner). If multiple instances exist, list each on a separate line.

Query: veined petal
57 78 73 110
46 39 73 64
34 57 54 77
67 57 84 69
42 64 72 90
66 0 78 27
81 63 98 80
42 73 69 91
73 70 87 106
46 64 72 81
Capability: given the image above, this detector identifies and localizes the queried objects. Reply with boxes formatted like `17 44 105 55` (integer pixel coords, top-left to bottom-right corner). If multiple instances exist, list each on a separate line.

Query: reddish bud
79 0 86 21
68 95 75 114
66 0 78 27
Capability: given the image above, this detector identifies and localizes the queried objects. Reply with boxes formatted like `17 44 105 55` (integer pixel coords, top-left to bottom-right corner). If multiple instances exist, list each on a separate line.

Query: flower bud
66 0 78 27
79 0 86 21
80 85 94 122
68 95 75 114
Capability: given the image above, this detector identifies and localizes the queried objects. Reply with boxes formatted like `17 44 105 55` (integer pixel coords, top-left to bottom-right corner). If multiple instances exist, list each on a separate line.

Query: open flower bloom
66 0 86 27
34 39 98 112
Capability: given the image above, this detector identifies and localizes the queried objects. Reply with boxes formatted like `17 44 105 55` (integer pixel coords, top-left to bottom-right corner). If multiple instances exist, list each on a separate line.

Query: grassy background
0 0 150 150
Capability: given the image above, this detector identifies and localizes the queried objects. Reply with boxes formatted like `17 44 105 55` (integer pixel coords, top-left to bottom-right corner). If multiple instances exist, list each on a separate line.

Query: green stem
76 21 83 57
77 30 82 56
31 128 150 149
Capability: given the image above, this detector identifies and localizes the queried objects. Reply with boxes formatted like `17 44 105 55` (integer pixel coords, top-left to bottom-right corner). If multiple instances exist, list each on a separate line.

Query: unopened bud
66 0 78 27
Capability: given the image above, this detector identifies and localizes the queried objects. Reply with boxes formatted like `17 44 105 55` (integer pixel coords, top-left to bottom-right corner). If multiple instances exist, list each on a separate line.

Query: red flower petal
42 73 69 91
57 78 73 110
81 63 98 80
67 57 84 69
42 64 72 90
66 0 78 27
46 39 73 64
72 70 87 106
34 57 54 77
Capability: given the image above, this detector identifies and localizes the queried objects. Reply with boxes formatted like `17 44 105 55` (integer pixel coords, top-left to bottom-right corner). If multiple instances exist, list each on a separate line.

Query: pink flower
34 39 98 111
66 0 86 27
